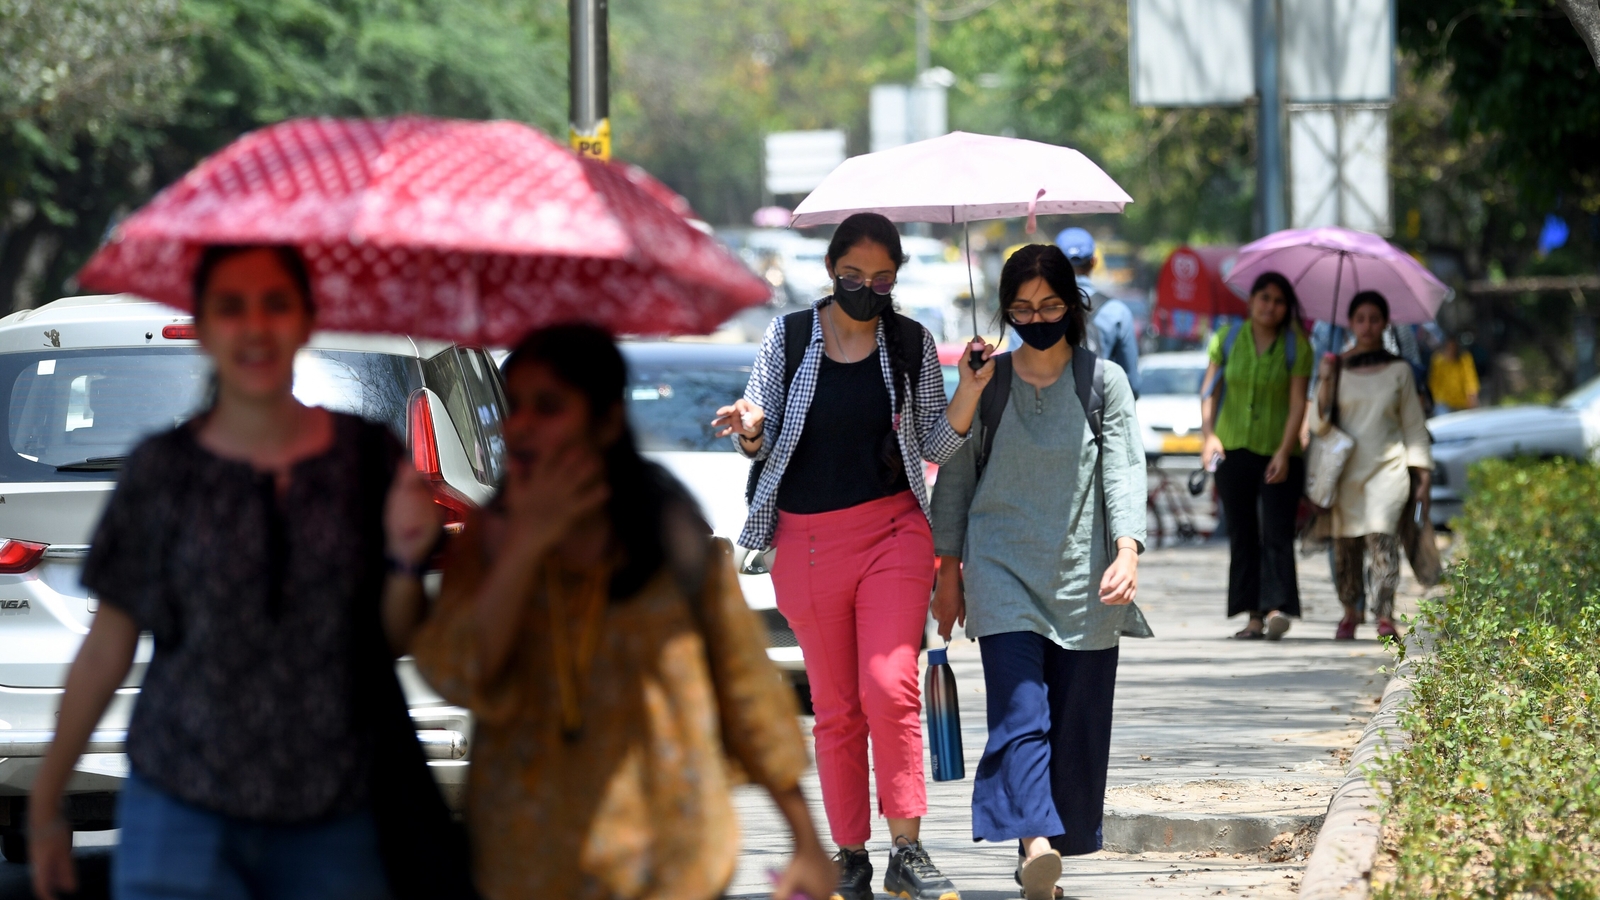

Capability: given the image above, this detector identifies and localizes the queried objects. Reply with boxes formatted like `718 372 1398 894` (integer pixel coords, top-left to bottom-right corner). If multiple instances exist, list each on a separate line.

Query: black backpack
973 348 1113 558
743 307 923 505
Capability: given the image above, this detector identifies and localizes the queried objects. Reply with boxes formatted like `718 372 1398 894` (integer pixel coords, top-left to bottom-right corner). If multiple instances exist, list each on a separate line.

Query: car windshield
627 363 753 452
1558 374 1600 409
1140 366 1207 396
1 347 419 482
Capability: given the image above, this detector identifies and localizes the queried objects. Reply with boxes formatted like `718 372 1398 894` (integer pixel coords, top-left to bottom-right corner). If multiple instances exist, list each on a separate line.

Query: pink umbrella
790 132 1131 349
791 131 1131 229
1225 227 1449 326
76 116 769 344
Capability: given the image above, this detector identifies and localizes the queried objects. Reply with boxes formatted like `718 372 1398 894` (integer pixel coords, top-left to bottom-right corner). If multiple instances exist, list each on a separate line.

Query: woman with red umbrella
29 245 467 900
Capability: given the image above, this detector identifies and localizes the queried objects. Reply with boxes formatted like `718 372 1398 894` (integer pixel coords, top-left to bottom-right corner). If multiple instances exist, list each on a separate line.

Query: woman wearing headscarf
712 212 992 900
1310 291 1432 640
1199 272 1313 640
930 244 1148 900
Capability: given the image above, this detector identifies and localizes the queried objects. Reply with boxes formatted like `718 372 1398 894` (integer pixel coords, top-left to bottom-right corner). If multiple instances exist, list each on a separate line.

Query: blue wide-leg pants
972 632 1119 856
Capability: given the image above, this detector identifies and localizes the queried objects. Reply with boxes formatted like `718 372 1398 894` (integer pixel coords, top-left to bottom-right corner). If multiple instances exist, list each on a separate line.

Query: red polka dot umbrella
76 116 769 343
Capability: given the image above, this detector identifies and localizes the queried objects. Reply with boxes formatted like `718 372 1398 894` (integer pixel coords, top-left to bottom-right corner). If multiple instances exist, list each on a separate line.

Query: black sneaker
884 839 960 900
831 847 873 900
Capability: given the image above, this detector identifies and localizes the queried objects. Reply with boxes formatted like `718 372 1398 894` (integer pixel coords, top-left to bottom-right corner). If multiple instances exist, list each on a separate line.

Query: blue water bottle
924 646 965 781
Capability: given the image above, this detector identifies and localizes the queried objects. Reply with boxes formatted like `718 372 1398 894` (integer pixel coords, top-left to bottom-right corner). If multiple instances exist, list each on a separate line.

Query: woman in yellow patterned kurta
411 325 836 900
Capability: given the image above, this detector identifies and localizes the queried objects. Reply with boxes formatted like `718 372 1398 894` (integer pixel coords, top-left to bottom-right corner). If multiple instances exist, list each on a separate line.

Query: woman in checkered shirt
714 213 993 900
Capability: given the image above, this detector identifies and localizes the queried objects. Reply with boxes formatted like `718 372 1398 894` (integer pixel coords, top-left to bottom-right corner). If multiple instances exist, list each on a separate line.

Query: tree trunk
1556 0 1600 71
0 214 47 314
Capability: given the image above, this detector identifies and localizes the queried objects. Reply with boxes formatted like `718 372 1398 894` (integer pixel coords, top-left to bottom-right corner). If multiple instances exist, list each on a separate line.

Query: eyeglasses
1006 304 1069 325
838 273 896 296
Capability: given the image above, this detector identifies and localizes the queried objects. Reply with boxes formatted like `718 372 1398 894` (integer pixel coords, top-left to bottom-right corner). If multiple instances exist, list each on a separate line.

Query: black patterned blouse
83 412 403 822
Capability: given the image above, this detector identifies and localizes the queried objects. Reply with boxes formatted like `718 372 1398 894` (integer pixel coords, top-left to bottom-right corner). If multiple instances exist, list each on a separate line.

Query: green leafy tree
0 0 567 311
1398 0 1600 233
0 0 191 309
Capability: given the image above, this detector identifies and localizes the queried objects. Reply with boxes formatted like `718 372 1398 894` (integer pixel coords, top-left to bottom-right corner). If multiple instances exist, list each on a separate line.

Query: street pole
1253 0 1285 235
569 0 610 162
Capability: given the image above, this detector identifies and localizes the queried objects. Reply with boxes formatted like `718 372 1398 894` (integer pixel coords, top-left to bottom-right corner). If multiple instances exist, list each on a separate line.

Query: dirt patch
1106 779 1334 817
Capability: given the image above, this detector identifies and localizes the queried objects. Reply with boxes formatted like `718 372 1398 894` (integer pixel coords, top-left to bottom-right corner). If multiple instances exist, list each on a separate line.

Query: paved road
727 542 1412 899
0 543 1415 899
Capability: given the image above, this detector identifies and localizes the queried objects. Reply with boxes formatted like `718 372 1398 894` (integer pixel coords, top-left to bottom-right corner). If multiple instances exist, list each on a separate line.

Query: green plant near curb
1376 459 1600 899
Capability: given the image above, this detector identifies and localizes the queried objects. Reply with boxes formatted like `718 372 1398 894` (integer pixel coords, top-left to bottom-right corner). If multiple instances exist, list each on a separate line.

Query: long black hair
1248 271 1304 337
997 244 1088 348
825 212 912 412
501 324 707 600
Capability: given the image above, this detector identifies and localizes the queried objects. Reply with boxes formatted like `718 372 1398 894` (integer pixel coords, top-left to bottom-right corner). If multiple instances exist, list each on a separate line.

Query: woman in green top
1199 272 1312 640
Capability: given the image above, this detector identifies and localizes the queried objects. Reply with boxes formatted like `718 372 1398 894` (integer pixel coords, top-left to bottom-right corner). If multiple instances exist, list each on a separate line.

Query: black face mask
1011 317 1071 350
834 278 893 322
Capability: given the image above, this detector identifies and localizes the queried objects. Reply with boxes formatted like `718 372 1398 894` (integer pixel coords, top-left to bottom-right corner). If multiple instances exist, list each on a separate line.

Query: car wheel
791 677 815 716
0 829 28 865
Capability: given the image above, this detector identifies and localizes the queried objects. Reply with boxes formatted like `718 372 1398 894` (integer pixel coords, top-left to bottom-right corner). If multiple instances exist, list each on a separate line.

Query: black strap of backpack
744 309 813 505
975 349 1105 479
974 352 1013 480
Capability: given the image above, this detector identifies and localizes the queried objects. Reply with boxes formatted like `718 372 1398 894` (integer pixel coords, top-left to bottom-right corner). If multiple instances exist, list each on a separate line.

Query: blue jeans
114 770 390 900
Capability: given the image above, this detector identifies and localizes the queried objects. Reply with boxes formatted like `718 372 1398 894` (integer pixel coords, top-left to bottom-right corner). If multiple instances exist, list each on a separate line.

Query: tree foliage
1398 0 1600 242
0 0 566 311
610 0 1257 245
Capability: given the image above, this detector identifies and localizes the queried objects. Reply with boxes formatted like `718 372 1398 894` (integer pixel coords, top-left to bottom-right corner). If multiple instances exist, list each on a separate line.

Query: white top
1310 360 1432 538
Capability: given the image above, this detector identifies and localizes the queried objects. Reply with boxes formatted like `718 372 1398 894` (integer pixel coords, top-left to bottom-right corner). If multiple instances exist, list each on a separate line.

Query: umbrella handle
964 218 984 371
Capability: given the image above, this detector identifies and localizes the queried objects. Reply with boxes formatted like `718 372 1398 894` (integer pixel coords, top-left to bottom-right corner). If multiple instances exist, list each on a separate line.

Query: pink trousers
771 491 935 845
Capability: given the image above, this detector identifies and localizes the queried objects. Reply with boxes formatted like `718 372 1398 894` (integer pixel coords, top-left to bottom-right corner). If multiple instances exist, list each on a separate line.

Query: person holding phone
1199 272 1313 641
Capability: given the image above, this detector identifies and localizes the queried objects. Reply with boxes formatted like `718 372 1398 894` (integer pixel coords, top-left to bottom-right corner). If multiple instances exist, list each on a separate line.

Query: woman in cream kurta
1310 291 1431 640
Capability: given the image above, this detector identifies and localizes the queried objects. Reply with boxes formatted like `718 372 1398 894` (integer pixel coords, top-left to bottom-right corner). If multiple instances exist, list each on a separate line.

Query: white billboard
870 83 949 152
1289 105 1390 234
764 130 847 196
1129 0 1255 106
1281 0 1395 102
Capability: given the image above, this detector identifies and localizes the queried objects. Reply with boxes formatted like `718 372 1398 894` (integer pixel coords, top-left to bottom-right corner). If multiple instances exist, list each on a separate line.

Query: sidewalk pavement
727 542 1424 899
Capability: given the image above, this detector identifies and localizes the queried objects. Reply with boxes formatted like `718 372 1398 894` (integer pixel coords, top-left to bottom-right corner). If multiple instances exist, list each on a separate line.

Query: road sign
1129 0 1255 106
764 130 847 196
1281 0 1395 102
1288 104 1390 234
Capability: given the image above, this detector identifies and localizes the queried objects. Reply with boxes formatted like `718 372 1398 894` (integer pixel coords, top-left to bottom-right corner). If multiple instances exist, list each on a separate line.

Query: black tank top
776 349 910 514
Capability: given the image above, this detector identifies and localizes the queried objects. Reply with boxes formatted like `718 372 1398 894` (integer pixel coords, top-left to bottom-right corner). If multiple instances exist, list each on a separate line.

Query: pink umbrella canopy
76 116 769 344
790 131 1132 228
1225 227 1450 326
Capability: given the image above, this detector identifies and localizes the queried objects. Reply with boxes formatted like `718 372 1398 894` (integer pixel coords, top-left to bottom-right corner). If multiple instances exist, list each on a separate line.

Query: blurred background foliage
1 0 1596 313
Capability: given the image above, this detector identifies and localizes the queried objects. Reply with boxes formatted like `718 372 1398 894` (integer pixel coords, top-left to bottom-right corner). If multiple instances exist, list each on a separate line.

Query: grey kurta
931 360 1152 650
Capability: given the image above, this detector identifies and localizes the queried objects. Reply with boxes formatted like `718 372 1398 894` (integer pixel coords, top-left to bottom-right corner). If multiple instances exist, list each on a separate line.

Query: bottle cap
927 648 947 665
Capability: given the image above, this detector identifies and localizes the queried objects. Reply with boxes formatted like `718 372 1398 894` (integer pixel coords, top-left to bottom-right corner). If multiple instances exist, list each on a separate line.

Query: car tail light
0 539 47 574
161 324 197 340
407 390 475 533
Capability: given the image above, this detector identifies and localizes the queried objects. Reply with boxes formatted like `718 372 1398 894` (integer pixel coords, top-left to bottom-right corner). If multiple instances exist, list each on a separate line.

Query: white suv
0 294 505 863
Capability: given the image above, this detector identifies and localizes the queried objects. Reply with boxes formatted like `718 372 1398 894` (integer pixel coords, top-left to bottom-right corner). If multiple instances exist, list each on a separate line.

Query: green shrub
1376 458 1600 898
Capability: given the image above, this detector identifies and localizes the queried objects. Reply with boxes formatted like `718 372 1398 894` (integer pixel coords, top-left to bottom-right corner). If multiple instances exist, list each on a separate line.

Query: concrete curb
1103 807 1322 855
1298 657 1418 899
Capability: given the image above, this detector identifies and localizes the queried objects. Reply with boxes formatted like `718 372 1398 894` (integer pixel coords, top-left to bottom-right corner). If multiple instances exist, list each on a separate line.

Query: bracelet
385 554 431 581
738 430 764 444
